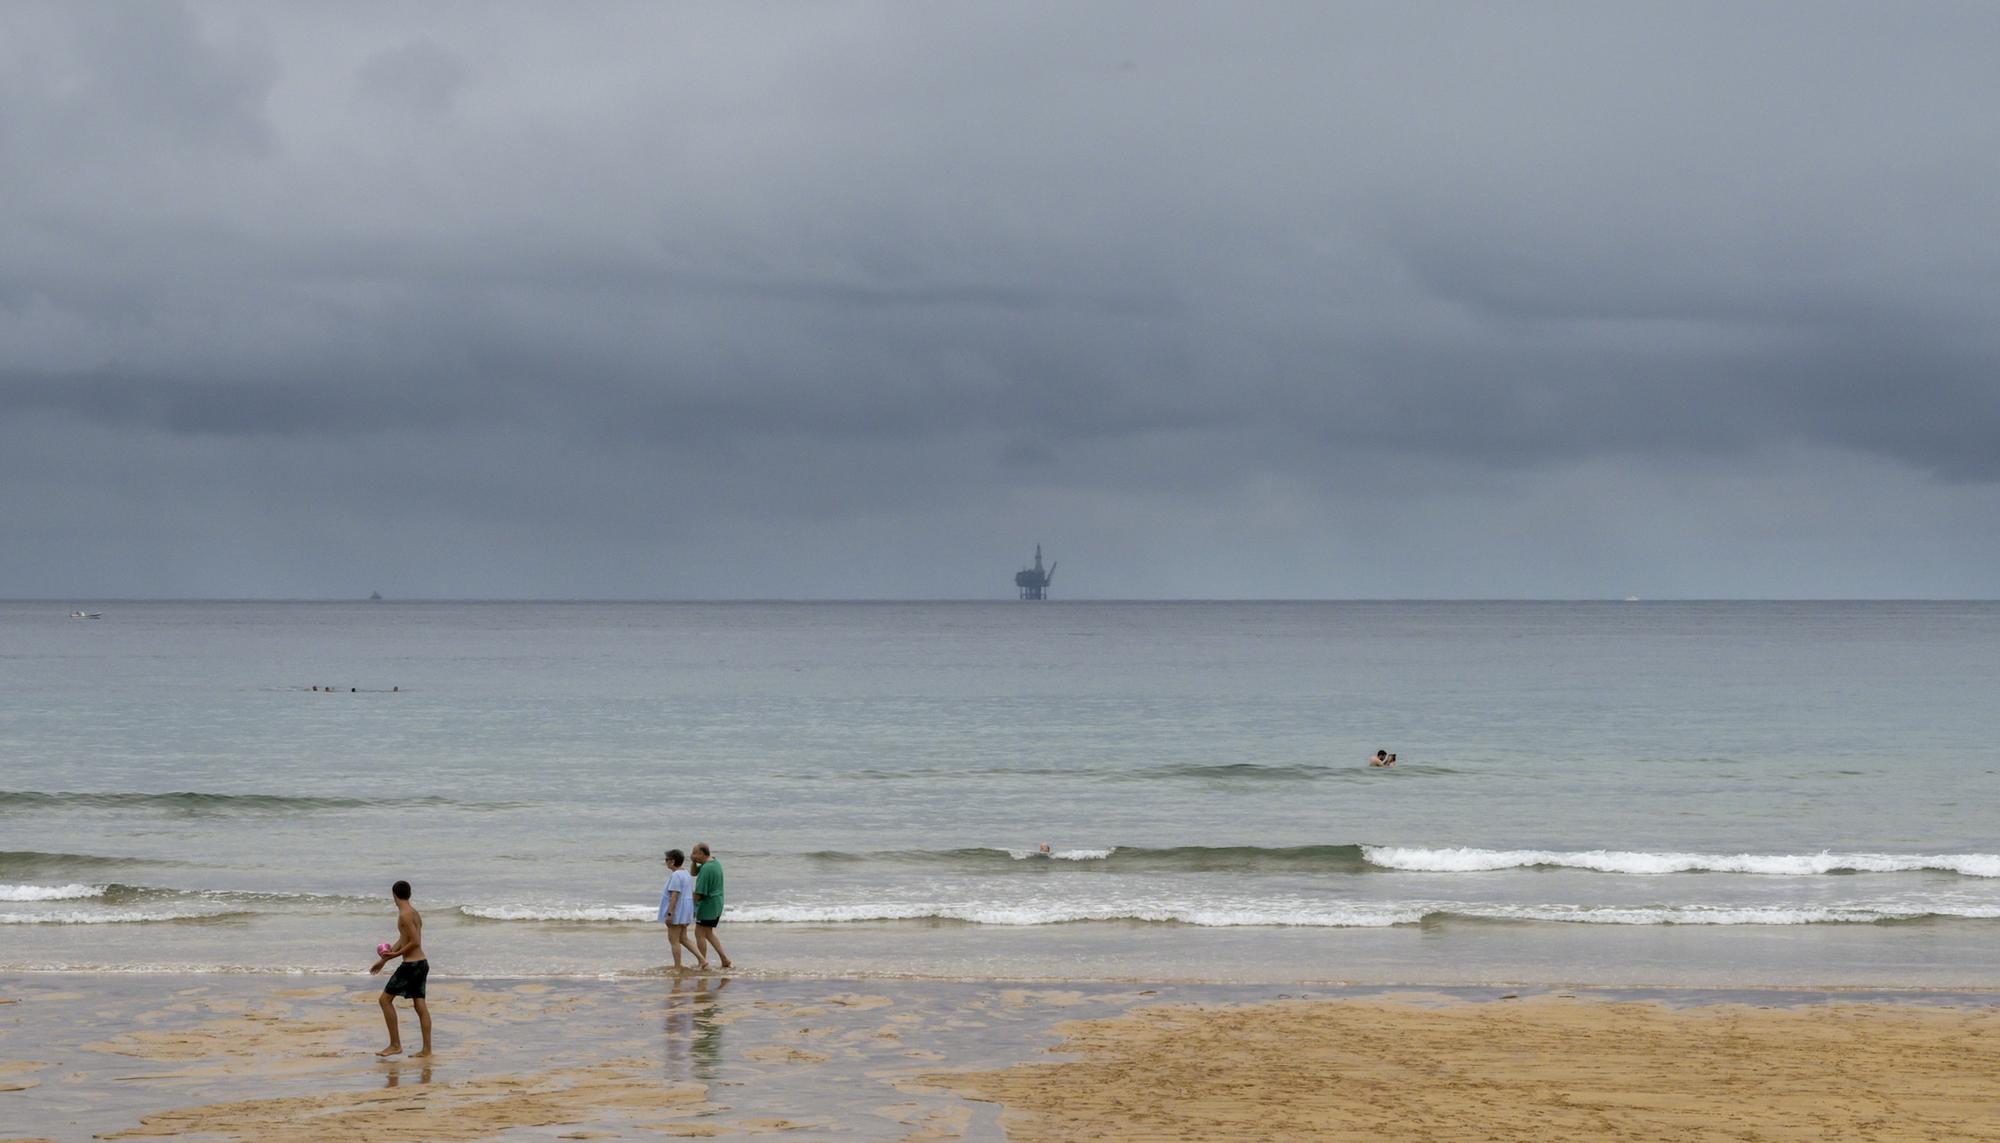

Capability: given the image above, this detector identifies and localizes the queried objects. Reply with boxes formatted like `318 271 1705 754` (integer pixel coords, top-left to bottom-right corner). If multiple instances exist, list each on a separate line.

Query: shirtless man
369 879 431 1057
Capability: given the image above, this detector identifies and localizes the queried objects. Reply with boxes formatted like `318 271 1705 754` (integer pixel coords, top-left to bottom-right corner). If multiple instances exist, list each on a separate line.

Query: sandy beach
5 975 2000 1141
940 993 2000 1141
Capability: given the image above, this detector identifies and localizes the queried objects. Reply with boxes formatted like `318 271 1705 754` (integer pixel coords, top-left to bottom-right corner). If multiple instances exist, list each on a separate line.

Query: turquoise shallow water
2 601 1998 982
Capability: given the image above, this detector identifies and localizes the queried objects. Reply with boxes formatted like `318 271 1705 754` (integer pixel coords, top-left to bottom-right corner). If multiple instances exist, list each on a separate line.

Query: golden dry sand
934 996 2000 1141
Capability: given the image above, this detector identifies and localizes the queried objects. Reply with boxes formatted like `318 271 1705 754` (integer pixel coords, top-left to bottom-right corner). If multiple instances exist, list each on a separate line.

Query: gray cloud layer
4 2 1999 598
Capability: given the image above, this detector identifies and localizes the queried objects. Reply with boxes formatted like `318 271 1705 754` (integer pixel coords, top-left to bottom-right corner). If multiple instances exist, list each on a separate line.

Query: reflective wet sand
5 975 2000 1140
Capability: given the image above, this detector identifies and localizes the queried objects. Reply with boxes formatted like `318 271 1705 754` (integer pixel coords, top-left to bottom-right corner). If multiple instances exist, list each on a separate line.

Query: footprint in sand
820 993 894 1011
743 1046 830 1064
999 989 1088 1007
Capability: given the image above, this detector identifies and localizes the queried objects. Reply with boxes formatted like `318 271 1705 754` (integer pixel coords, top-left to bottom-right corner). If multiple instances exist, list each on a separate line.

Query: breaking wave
0 883 103 902
0 907 256 925
0 791 524 814
1361 847 2000 877
460 904 656 923
800 844 2000 878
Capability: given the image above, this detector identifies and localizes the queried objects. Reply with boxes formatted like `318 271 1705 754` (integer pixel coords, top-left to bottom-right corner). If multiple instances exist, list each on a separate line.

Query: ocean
4 600 1998 986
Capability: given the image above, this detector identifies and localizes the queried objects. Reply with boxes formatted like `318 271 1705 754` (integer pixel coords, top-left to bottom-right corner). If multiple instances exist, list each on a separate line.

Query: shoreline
13 908 2000 991
6 974 2000 1140
11 965 2000 995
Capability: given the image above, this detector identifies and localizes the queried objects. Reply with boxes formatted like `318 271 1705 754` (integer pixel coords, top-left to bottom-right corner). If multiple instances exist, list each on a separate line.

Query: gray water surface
3 601 1997 982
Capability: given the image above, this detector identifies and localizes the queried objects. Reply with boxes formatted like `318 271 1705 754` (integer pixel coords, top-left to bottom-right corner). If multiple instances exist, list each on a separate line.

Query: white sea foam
0 883 104 901
728 902 1422 927
458 903 655 923
1003 847 1116 861
1361 846 2000 877
448 891 2000 928
731 901 2000 927
0 907 237 924
456 897 1420 927
1468 903 2000 925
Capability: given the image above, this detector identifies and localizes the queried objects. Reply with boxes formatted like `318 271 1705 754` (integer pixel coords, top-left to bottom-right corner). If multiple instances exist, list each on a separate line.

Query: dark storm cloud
3 1 1999 597
1 2 277 157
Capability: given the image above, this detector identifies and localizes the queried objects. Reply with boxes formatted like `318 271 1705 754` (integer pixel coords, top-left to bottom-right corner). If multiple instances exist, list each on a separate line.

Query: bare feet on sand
377 1045 402 1057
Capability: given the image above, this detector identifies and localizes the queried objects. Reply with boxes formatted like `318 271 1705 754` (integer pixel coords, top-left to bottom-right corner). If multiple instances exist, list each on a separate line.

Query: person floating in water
1370 749 1396 767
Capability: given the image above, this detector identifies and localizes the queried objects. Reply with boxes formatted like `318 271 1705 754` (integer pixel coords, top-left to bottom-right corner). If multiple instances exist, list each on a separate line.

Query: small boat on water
69 610 103 619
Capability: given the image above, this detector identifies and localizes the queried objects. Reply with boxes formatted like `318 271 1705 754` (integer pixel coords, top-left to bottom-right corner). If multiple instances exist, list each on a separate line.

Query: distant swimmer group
1370 749 1398 767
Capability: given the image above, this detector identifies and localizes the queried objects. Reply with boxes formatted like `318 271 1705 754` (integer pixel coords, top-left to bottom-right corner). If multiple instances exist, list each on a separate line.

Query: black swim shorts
696 917 720 929
383 959 429 999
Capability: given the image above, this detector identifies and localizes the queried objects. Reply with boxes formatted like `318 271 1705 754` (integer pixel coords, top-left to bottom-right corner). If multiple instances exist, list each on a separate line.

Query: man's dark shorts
696 918 720 930
383 959 429 999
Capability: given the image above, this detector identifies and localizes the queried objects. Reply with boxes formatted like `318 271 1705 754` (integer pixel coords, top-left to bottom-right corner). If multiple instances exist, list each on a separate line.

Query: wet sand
4 975 1999 1140
0 974 1162 1140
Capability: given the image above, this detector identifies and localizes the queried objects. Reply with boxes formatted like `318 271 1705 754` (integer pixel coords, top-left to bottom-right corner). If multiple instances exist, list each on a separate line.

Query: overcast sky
5 2 1999 599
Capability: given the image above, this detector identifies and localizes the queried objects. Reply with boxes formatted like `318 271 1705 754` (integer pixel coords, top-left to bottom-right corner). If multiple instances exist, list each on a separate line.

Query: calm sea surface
4 601 1998 985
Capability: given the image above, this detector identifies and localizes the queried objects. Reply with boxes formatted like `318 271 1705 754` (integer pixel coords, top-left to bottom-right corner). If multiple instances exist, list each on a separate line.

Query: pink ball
376 942 394 958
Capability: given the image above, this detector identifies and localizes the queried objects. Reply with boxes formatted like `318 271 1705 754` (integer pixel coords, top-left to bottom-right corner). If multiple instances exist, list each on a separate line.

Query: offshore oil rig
1014 544 1057 600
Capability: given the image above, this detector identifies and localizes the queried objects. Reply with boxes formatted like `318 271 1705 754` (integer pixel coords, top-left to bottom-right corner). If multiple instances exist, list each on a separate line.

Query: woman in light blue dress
658 848 704 970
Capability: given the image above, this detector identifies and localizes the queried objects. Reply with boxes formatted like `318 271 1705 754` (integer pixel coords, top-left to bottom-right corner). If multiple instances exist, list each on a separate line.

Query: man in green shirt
690 841 732 969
